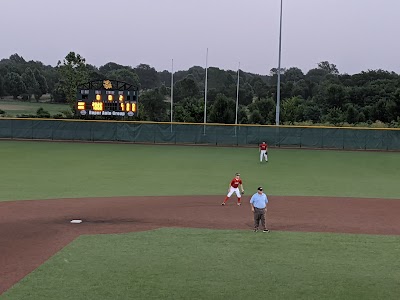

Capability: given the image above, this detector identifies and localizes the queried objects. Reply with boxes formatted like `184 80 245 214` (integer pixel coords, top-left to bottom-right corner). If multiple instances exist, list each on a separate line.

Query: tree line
0 52 399 127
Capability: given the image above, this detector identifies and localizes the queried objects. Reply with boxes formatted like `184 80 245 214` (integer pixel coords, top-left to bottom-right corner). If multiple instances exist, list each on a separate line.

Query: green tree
252 77 270 99
187 66 205 83
317 61 339 75
249 110 264 124
324 107 344 125
173 97 204 123
4 72 26 99
385 100 397 122
237 105 248 124
0 64 7 78
305 68 328 84
86 64 105 81
346 104 359 124
134 64 160 90
173 104 191 122
56 52 89 105
248 98 276 124
1 54 29 77
394 88 400 117
159 84 169 96
281 96 304 124
358 112 366 123
0 75 4 97
33 69 48 101
373 99 386 122
173 76 200 103
238 82 254 106
281 81 295 99
207 67 235 90
284 67 304 82
326 84 347 108
315 83 347 110
43 67 60 98
9 53 26 64
140 89 167 121
291 79 310 99
361 106 374 122
158 70 172 87
51 83 67 103
184 97 204 123
36 107 51 118
106 68 140 87
205 88 219 104
209 94 235 124
22 67 39 101
303 103 321 123
99 62 125 74
372 99 396 123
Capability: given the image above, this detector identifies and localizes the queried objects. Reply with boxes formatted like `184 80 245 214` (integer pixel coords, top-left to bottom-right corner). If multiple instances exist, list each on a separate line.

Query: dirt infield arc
1 195 400 294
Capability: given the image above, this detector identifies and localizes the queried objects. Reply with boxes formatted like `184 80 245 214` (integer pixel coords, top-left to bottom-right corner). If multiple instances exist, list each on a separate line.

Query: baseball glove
241 190 245 195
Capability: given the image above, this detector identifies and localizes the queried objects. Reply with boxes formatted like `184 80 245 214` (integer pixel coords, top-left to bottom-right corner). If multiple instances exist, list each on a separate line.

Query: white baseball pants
260 150 268 162
227 186 241 198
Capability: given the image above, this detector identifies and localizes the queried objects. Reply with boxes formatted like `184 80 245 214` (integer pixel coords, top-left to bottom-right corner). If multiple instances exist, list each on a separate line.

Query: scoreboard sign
76 79 138 117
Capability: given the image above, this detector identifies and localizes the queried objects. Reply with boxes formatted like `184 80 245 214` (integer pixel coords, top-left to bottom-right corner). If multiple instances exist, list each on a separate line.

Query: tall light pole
235 62 240 136
275 0 283 126
203 48 209 135
170 59 174 132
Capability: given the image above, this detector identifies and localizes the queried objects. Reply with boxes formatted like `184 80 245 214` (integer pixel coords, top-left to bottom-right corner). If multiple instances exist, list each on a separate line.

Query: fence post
342 128 345 150
385 129 388 151
300 127 302 148
275 126 280 148
175 126 177 145
321 129 324 149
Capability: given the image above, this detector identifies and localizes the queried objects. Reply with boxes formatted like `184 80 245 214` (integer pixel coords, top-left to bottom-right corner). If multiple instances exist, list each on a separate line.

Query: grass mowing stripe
3 228 400 300
0 140 399 201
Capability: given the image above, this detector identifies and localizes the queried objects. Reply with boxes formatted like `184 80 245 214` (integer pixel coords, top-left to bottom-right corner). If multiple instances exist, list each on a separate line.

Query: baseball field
0 140 399 299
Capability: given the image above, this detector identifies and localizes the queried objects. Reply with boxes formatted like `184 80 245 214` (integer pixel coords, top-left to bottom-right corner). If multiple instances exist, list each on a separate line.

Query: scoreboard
76 79 138 117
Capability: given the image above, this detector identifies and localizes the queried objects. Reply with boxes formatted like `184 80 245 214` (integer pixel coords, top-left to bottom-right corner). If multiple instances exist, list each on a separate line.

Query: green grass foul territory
3 228 400 300
0 140 399 201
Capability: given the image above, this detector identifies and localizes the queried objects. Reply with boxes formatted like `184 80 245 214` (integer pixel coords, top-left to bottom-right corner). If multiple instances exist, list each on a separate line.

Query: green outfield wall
1 118 399 150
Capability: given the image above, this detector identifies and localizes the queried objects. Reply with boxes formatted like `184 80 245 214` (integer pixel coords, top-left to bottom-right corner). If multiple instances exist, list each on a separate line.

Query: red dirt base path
1 195 400 294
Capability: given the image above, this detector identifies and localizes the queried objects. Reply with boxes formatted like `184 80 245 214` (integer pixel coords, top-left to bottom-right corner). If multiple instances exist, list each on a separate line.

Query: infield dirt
1 195 400 294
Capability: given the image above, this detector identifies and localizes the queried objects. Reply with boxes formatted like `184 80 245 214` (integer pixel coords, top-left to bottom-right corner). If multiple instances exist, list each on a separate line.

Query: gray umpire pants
254 207 266 230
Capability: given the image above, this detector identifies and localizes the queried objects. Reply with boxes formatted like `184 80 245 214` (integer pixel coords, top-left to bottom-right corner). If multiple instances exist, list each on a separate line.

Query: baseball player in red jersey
259 141 268 162
221 173 244 206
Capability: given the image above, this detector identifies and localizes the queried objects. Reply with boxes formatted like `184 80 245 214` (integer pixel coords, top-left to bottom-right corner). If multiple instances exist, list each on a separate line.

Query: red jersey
230 178 242 188
259 143 268 151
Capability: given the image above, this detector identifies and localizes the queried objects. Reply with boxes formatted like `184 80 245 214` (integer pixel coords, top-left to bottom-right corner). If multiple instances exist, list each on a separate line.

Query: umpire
250 186 269 232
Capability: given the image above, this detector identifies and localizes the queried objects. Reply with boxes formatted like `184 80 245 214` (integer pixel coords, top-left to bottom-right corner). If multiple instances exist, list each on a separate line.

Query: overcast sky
1 0 399 75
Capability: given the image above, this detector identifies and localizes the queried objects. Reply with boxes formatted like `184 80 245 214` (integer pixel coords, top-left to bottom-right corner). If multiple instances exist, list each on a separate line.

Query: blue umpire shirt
250 192 268 209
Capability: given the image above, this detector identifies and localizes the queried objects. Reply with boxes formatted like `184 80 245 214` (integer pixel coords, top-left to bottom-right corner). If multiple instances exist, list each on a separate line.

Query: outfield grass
0 100 69 117
0 140 399 201
2 228 400 300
